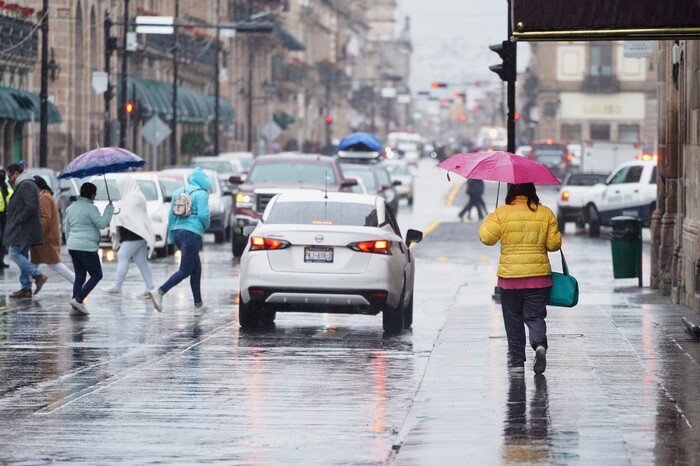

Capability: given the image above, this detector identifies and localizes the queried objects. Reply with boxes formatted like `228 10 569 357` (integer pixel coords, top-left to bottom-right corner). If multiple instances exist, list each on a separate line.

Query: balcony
0 15 38 63
581 75 620 93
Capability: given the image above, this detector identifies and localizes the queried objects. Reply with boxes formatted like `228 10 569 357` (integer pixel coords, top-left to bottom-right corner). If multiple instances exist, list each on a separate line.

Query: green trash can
609 216 642 286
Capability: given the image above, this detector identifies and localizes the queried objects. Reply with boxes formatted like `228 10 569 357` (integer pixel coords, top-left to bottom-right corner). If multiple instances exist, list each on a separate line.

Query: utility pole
170 0 180 165
118 0 130 148
506 0 517 153
39 0 49 167
246 36 254 152
104 10 115 147
213 0 221 156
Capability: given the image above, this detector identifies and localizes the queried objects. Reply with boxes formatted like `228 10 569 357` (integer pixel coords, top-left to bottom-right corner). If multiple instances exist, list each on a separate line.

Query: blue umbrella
337 132 382 152
58 147 146 202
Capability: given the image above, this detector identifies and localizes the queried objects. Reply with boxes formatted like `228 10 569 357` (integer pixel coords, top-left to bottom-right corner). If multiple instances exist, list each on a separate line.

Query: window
249 161 337 185
590 124 610 141
561 124 581 142
650 166 657 184
265 201 378 227
384 202 402 237
590 44 613 76
608 165 643 185
618 124 639 142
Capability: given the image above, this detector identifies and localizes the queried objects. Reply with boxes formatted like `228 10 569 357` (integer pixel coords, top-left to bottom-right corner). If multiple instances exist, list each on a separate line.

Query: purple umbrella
57 147 146 201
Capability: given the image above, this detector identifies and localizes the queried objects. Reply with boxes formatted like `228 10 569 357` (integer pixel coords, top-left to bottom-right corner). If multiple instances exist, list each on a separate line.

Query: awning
272 111 295 130
0 87 61 123
123 77 234 125
275 22 305 51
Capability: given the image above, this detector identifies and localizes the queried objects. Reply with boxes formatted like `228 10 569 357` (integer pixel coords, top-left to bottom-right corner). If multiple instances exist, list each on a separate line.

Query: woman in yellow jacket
479 183 561 375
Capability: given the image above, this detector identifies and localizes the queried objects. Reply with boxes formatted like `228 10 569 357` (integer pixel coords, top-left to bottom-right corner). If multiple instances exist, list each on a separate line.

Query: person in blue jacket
149 167 211 316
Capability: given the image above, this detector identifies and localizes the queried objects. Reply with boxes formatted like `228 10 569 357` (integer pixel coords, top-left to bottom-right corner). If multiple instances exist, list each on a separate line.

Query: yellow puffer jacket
478 196 561 278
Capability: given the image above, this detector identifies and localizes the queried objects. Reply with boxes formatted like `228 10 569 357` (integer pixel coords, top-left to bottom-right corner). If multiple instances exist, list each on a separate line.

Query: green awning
123 77 234 125
0 86 61 123
275 22 305 51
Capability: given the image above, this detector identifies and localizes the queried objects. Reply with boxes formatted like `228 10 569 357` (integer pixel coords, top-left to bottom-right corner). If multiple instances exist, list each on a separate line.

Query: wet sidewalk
391 235 700 464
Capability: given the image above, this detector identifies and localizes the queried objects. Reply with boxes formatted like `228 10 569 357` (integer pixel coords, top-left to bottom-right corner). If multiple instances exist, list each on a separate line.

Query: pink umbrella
437 151 561 185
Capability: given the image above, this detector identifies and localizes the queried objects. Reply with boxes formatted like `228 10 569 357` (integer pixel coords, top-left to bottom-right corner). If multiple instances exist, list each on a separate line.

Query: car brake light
566 152 573 162
348 240 392 255
250 236 291 251
561 191 570 202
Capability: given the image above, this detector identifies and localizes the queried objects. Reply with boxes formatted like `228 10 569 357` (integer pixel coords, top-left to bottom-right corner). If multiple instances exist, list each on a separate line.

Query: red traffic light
125 102 135 114
458 113 467 121
431 82 448 89
324 114 333 123
514 111 520 121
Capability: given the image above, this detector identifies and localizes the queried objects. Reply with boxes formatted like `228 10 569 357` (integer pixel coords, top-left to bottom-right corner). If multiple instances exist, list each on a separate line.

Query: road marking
445 181 465 208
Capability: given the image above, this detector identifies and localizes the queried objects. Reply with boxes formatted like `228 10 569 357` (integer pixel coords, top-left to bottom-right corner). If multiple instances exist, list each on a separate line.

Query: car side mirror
380 183 392 191
242 225 256 237
392 180 402 186
229 175 244 185
340 177 358 188
406 229 423 246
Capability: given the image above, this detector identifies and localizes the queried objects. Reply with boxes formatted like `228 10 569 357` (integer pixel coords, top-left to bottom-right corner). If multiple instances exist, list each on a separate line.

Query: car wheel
556 215 566 234
260 308 276 327
214 231 225 243
232 234 247 257
587 205 601 238
155 247 167 258
403 293 413 329
408 196 414 206
383 288 405 335
238 294 260 329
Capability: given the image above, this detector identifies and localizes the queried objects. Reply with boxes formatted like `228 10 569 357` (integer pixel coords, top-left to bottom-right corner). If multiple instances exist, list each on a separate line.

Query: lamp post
213 0 221 156
38 0 49 167
118 0 130 149
170 0 179 166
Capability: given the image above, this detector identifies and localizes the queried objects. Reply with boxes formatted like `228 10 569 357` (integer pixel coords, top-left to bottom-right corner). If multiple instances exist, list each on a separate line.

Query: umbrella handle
101 169 120 214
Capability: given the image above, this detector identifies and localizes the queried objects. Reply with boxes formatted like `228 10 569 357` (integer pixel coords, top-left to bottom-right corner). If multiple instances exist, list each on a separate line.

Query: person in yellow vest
0 167 14 269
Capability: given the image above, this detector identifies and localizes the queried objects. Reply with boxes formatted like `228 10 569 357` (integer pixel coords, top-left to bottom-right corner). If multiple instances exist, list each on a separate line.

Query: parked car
238 191 423 333
89 172 175 257
228 153 358 257
556 172 610 232
581 160 657 237
382 159 415 205
160 167 234 243
528 140 574 180
218 152 254 179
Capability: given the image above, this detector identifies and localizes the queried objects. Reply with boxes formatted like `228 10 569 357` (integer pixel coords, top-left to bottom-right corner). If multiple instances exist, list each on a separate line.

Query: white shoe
104 287 121 295
148 289 163 312
69 298 89 316
135 290 152 300
194 304 211 317
534 346 547 374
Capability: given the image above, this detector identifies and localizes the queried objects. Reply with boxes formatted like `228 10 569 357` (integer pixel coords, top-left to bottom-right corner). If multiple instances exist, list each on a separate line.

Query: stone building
652 40 700 312
522 41 658 148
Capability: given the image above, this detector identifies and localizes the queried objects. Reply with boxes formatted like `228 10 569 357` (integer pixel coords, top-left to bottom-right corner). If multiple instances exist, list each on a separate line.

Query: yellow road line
445 181 465 208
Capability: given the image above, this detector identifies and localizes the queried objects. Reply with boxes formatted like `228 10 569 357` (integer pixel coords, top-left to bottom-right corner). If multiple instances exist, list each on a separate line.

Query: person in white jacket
104 175 155 297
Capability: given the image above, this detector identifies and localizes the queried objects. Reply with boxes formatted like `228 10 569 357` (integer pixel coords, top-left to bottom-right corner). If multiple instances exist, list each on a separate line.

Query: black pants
69 250 103 303
458 194 487 219
500 287 549 367
0 214 6 262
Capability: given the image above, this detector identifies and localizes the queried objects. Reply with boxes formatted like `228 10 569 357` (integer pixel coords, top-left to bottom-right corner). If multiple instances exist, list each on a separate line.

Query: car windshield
533 145 566 164
373 167 391 184
159 178 185 198
340 164 377 189
266 201 378 227
566 174 608 186
385 163 410 176
248 161 337 185
196 161 237 174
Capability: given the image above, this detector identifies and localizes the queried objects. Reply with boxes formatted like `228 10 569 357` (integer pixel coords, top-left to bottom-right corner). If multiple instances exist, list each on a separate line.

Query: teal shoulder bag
548 250 579 307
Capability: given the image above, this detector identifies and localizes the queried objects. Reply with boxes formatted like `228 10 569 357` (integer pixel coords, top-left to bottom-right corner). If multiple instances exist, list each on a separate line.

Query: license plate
304 246 333 263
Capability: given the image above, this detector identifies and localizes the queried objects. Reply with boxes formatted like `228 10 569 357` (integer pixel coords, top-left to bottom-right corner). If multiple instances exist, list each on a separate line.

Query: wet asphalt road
1 159 700 464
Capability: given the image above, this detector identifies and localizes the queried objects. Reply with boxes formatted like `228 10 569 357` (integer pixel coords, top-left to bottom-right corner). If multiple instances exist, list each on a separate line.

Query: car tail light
348 240 392 255
250 236 291 251
560 191 570 202
566 152 573 162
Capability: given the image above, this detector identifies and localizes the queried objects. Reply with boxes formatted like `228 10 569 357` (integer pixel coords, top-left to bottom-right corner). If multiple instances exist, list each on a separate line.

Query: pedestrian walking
30 176 75 283
478 183 561 375
64 182 114 316
104 175 155 297
0 166 14 269
458 178 487 221
3 163 48 298
149 167 211 317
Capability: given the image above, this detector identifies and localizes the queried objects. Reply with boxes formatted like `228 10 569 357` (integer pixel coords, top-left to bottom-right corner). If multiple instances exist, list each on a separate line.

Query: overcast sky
396 0 530 92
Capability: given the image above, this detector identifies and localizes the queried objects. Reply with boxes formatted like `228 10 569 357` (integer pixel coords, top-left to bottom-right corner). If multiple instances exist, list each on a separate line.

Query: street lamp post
170 0 179 166
39 0 49 167
213 0 221 156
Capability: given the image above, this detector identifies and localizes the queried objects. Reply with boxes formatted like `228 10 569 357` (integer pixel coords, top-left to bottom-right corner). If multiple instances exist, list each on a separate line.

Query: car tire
557 215 566 234
260 308 276 327
383 288 405 335
408 196 414 206
155 247 167 258
403 293 414 329
587 205 601 238
238 294 260 329
232 234 247 257
214 231 225 243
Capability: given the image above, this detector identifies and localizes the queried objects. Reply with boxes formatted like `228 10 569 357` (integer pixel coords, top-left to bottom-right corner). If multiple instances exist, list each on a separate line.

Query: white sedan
238 191 423 334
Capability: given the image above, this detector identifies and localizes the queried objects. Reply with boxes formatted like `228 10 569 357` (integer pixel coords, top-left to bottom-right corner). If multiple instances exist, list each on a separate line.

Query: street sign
135 16 174 35
624 41 653 59
260 120 282 141
91 71 109 94
141 115 171 147
381 88 397 98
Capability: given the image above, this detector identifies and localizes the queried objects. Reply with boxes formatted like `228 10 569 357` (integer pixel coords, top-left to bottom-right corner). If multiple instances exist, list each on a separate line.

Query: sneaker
534 346 547 374
194 304 211 317
9 288 32 299
69 298 89 316
33 274 48 295
135 290 152 300
104 287 121 295
148 289 163 312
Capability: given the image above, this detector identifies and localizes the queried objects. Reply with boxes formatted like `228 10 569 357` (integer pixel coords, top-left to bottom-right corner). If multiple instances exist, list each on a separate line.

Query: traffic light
489 40 516 82
324 114 333 123
125 101 135 115
431 82 448 89
458 113 467 122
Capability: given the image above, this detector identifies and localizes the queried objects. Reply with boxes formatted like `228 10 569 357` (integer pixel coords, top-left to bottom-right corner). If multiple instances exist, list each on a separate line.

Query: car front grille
256 193 277 213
